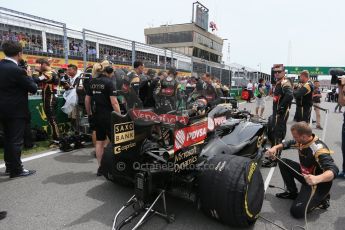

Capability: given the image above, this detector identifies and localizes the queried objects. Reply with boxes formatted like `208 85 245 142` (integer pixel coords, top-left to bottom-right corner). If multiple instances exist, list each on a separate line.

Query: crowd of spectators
47 37 64 55
68 40 96 58
0 27 183 70
0 29 42 51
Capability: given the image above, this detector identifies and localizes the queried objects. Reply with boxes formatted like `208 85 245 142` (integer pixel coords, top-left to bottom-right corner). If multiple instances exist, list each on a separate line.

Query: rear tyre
199 154 264 227
100 145 133 186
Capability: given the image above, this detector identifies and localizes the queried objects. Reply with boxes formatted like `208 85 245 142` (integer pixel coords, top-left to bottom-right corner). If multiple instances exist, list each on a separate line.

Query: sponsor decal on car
174 145 199 172
114 142 136 154
114 122 135 144
213 116 227 126
174 122 207 151
174 146 197 162
131 109 189 125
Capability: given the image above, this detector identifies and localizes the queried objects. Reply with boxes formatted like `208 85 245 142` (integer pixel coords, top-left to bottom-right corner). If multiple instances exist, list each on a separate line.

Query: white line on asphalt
0 149 61 169
264 167 276 192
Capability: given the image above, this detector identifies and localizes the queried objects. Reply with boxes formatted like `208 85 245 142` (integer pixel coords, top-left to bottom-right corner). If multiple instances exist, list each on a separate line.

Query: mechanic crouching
85 60 121 176
266 122 338 218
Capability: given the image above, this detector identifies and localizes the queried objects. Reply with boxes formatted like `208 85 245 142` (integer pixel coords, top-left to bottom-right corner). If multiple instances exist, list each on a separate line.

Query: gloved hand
88 115 95 130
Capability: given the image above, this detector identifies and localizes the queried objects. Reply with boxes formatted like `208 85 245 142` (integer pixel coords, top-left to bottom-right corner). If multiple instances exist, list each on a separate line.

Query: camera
329 68 345 85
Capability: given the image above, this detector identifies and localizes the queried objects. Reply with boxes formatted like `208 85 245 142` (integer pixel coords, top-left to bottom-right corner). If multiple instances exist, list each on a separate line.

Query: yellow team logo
256 134 264 148
36 103 47 121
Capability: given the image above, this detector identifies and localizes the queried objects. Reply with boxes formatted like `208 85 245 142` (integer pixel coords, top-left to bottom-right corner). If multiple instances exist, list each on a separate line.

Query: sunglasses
274 70 283 74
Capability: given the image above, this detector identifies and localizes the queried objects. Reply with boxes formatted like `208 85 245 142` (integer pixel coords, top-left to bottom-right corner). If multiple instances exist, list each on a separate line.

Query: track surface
1 96 345 230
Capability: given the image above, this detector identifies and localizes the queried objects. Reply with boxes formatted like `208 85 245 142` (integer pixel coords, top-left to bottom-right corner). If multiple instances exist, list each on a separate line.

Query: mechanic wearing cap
33 58 60 145
266 122 338 218
294 70 314 123
154 68 179 113
85 60 120 175
262 64 293 168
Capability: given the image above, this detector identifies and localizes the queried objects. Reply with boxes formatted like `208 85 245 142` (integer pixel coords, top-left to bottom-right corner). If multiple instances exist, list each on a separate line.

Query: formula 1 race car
100 103 268 229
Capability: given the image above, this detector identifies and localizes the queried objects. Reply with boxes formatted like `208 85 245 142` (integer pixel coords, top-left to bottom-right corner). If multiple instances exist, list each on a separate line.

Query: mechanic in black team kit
187 73 222 111
262 64 293 168
294 70 314 123
33 58 60 145
154 68 179 113
266 122 338 218
85 60 120 176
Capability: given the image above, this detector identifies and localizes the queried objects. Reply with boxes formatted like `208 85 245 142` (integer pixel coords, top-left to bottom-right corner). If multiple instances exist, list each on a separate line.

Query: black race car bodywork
101 102 268 229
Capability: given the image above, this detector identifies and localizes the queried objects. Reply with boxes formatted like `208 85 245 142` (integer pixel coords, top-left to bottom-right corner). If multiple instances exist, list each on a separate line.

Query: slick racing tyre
100 145 133 186
199 154 264 227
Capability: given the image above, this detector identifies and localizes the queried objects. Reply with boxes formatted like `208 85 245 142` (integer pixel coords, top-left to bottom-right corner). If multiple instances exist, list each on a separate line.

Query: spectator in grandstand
0 40 37 178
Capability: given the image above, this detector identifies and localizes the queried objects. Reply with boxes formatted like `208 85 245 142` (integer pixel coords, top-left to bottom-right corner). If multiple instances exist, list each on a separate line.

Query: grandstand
0 7 269 85
0 7 191 76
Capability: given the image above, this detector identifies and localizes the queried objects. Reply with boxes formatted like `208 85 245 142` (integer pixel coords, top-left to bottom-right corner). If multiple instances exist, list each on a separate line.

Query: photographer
0 40 37 178
337 77 345 178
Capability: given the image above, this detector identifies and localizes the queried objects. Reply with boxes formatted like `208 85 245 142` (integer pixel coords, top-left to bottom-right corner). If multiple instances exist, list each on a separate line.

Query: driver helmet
192 98 208 115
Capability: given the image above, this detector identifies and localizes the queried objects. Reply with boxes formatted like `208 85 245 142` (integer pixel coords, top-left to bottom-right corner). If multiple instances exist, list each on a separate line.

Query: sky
1 0 345 74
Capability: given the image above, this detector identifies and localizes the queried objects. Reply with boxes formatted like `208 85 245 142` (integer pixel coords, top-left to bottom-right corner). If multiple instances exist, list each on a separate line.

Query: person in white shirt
246 80 253 102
